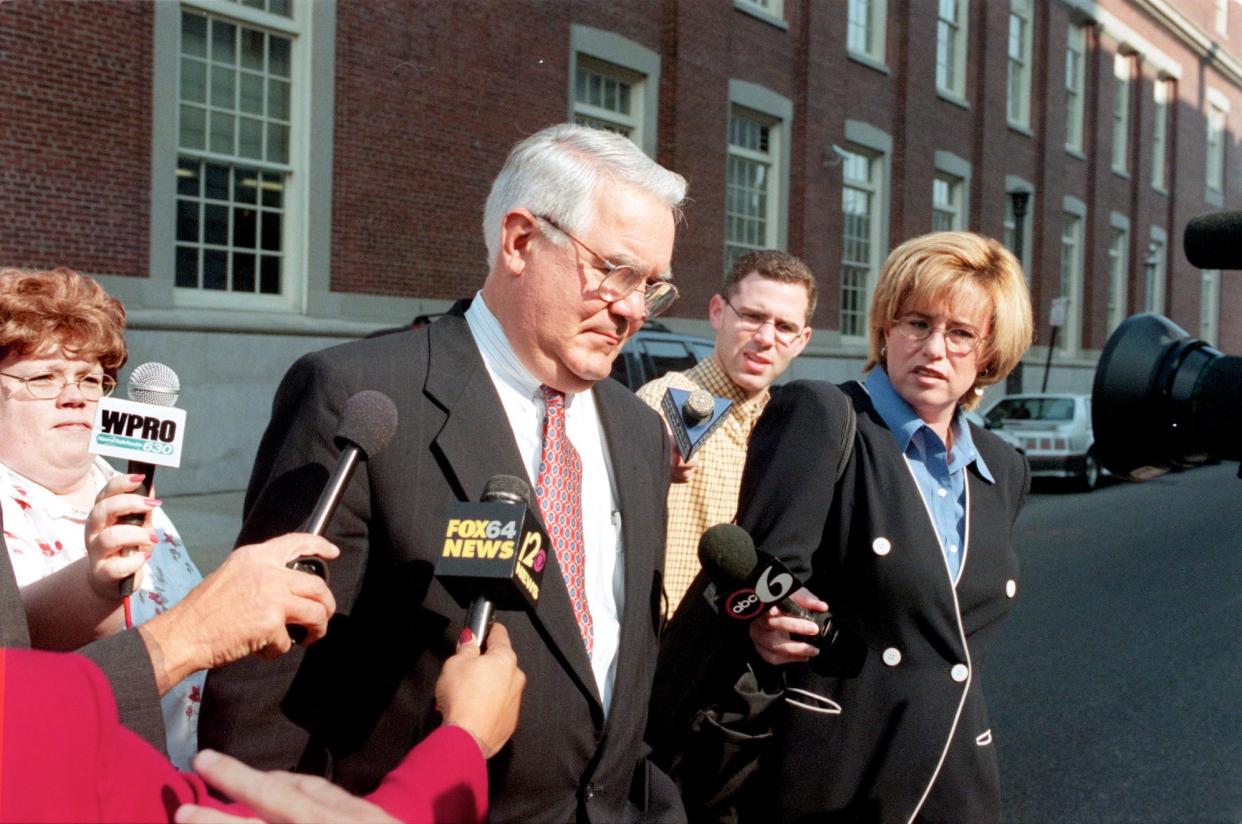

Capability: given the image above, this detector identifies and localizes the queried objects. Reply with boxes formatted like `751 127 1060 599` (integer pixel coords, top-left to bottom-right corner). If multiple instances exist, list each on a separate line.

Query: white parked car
983 393 1100 491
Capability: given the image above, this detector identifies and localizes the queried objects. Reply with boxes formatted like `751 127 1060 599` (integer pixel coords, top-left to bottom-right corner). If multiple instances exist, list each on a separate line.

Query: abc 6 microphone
698 523 865 676
435 475 549 647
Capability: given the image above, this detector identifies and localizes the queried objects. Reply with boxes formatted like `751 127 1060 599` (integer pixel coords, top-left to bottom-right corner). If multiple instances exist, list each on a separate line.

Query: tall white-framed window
1152 79 1170 191
1065 24 1086 151
174 1 304 307
1201 270 1220 345
1216 0 1229 36
1106 216 1129 334
1145 229 1167 314
932 173 963 231
1008 0 1033 128
841 147 880 338
724 81 791 269
936 0 968 99
569 26 661 157
847 0 887 66
1059 201 1085 355
1206 92 1229 199
1112 53 1132 173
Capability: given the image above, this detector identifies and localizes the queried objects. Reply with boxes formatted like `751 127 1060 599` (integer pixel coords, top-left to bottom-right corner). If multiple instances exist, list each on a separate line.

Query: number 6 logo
755 565 794 604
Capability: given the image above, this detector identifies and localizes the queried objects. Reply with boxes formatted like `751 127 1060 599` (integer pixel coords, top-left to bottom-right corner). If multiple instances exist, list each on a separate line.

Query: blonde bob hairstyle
864 231 1033 410
0 268 128 375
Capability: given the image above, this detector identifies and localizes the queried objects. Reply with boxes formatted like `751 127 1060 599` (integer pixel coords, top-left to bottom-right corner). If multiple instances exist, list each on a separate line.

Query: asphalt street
990 462 1242 823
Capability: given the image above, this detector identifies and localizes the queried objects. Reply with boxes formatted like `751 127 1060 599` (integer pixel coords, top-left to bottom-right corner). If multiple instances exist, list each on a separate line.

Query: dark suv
609 321 715 391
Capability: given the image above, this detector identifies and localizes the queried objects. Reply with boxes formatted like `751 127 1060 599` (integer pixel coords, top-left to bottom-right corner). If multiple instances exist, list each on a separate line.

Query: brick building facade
2 0 1240 492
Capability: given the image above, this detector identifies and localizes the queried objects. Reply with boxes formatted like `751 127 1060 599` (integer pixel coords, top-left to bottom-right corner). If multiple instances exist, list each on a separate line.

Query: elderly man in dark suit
200 123 688 823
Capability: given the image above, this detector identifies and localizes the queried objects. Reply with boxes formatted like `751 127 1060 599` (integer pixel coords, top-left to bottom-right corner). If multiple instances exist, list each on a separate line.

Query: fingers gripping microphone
435 475 549 647
116 363 182 597
288 390 400 579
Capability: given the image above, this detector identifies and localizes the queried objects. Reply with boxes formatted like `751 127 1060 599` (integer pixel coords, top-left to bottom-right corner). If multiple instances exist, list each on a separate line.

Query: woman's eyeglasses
891 316 984 355
0 371 118 400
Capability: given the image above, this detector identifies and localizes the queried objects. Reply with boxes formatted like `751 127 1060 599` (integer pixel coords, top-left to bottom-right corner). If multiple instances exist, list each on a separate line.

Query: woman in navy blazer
742 232 1034 823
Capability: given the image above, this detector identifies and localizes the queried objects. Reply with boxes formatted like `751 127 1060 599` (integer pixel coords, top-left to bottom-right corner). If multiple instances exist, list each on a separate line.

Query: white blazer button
882 647 902 666
951 663 969 682
1006 579 1017 598
872 537 891 556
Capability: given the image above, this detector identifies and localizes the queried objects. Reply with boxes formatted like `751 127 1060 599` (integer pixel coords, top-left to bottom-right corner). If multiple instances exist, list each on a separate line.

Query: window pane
268 78 289 120
182 12 207 59
210 65 235 108
177 199 199 242
176 246 199 287
269 0 291 17
261 172 283 207
210 111 235 154
234 167 259 204
205 163 230 200
269 36 290 78
241 28 265 72
240 73 264 115
260 211 282 251
266 123 288 163
204 203 229 246
211 19 236 65
238 117 263 159
181 58 206 103
177 158 200 196
260 255 281 294
233 252 256 292
179 105 206 150
203 249 228 290
234 206 257 248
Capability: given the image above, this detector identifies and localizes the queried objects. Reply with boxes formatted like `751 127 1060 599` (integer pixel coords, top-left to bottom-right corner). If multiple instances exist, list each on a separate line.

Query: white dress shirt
465 295 624 714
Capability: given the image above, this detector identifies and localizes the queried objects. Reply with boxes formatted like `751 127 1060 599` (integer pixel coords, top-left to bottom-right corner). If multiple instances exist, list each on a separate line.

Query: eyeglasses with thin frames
0 371 117 400
722 296 807 347
891 315 984 355
534 214 679 317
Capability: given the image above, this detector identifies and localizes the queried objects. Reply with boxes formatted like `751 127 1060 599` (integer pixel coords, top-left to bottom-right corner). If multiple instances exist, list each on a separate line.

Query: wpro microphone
661 387 733 460
435 474 548 646
88 362 185 597
1184 210 1242 269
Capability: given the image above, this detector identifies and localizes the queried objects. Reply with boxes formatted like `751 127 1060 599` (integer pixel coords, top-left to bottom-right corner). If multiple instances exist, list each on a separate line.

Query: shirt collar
465 292 555 404
684 356 770 423
864 368 993 483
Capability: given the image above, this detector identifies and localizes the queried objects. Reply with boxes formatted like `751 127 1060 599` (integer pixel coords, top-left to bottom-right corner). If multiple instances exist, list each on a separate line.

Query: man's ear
708 294 725 331
499 211 539 276
788 325 812 357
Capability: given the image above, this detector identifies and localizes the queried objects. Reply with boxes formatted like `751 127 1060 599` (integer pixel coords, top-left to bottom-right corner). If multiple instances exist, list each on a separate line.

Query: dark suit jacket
739 380 1028 824
200 307 678 823
0 499 168 754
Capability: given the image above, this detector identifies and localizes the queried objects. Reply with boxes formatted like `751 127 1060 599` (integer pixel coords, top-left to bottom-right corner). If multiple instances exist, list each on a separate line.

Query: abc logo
724 588 763 620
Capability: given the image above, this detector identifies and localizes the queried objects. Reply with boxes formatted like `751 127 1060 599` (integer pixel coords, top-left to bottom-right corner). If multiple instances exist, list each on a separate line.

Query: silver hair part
482 123 688 266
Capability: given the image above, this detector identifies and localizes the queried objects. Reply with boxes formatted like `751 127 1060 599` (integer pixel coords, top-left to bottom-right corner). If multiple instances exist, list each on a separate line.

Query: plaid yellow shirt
637 357 770 617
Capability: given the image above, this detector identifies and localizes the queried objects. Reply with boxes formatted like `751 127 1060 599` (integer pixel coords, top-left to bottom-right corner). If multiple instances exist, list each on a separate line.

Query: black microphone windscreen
698 523 758 589
335 390 399 459
481 474 531 506
1184 210 1242 269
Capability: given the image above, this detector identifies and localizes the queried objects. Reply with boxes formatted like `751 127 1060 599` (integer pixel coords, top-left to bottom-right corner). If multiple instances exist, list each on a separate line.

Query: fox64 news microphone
284 390 398 642
435 475 549 646
699 523 865 676
88 362 185 597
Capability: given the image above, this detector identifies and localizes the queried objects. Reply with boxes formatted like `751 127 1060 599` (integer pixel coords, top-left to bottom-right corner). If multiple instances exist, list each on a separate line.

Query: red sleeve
365 725 489 824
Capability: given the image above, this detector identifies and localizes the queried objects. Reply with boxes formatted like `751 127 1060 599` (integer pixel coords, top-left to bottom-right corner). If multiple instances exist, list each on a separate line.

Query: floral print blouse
0 458 206 770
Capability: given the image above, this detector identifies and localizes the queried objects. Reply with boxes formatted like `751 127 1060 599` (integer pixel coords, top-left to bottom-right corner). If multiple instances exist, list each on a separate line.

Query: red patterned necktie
535 385 594 656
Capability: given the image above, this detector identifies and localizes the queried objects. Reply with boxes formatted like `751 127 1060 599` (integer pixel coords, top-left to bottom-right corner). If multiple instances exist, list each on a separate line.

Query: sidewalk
164 490 245 575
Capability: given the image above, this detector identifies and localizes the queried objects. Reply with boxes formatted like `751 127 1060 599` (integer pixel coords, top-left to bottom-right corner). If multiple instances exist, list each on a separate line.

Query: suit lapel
423 312 601 708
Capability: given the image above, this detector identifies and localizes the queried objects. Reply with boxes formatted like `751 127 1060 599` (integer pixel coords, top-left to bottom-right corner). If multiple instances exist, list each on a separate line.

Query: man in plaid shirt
637 251 816 618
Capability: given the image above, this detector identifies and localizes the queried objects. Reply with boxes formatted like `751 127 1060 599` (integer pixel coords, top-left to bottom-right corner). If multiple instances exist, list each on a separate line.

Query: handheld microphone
285 390 398 642
1184 210 1242 269
661 387 733 460
435 474 548 647
90 362 182 597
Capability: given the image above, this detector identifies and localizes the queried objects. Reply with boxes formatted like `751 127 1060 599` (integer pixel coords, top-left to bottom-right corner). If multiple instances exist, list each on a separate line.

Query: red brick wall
0 1 151 277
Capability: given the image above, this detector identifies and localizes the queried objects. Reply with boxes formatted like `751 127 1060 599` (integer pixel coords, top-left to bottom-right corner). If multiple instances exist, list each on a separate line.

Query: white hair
482 123 688 265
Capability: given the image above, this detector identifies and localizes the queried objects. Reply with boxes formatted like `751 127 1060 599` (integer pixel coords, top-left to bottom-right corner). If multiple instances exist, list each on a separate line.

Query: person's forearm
22 558 125 650
136 606 205 696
